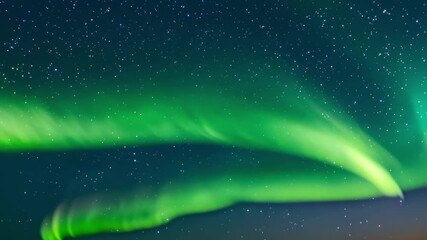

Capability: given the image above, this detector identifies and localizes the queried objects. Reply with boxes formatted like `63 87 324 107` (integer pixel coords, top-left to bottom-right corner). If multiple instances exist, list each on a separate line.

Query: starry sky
0 0 427 239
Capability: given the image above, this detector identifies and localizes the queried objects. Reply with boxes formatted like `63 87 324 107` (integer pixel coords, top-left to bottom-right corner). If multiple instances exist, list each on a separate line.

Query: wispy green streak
0 86 403 239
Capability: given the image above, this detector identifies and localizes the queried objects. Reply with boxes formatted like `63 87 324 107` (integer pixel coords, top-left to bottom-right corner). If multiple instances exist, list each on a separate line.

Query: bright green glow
0 87 403 239
40 169 386 240
0 89 400 193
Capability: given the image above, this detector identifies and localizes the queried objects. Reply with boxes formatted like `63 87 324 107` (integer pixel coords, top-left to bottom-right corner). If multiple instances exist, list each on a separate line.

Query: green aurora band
1 85 426 239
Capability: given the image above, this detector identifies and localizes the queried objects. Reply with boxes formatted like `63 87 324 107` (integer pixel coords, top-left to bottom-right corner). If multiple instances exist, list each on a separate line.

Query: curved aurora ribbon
0 88 401 193
0 86 405 239
40 169 393 240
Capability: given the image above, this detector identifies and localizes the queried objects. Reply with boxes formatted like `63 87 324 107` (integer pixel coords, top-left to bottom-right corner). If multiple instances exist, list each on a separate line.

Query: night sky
1 0 427 239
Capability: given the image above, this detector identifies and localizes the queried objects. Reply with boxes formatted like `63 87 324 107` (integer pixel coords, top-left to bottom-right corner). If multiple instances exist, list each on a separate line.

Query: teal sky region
0 0 426 240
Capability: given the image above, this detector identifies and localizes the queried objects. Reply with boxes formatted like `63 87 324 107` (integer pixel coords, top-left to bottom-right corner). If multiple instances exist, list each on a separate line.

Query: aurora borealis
1 0 427 240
